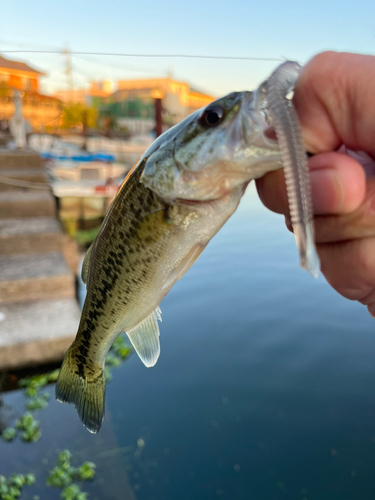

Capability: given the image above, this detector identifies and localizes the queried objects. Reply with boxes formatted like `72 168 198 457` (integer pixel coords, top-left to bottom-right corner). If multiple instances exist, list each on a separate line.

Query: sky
1 0 375 97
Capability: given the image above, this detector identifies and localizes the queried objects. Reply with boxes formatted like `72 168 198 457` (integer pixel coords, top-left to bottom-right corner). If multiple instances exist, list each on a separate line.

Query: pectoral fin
125 308 161 367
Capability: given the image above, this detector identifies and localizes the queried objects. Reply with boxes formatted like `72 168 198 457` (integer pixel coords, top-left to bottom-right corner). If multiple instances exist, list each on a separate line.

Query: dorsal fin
81 244 93 285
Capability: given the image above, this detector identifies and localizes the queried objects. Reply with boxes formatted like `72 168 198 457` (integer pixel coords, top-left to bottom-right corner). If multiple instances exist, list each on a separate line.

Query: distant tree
61 102 97 130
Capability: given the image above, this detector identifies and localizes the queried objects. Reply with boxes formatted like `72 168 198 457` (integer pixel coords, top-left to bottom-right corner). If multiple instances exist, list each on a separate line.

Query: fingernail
310 168 344 214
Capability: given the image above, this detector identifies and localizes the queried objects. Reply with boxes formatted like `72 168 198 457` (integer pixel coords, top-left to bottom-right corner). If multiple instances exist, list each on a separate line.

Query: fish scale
76 162 166 356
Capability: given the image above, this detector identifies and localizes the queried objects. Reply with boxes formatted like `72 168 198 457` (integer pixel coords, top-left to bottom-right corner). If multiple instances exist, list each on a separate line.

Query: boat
48 159 129 226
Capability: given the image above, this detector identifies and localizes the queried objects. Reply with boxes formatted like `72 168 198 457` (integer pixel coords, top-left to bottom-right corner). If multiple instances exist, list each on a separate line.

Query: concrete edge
0 334 74 371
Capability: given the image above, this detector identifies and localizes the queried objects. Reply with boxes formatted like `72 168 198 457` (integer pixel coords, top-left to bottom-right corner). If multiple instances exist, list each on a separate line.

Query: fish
56 64 317 433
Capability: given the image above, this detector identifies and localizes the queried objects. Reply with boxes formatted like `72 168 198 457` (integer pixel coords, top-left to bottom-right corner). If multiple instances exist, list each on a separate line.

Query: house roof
0 55 44 76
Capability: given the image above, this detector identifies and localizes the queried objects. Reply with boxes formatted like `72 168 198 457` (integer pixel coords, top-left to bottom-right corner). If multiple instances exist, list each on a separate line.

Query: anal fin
125 308 161 367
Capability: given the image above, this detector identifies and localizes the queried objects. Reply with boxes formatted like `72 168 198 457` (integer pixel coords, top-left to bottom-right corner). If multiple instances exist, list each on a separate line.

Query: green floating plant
1 335 131 444
61 483 87 500
104 334 132 383
77 462 96 481
0 368 62 443
15 413 41 443
112 335 132 360
74 227 100 246
1 428 17 442
46 450 96 499
104 366 113 383
25 391 50 411
0 473 35 500
47 450 74 488
105 354 121 368
19 369 60 393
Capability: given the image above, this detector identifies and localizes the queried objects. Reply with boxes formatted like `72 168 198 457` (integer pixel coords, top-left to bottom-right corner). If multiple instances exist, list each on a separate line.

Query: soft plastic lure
256 61 320 278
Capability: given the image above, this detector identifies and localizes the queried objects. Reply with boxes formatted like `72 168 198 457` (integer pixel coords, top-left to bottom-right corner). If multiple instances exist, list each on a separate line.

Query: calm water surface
2 184 375 500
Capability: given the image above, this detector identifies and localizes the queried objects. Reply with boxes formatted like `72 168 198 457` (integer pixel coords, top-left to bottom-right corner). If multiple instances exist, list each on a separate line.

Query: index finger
256 152 366 216
294 51 375 156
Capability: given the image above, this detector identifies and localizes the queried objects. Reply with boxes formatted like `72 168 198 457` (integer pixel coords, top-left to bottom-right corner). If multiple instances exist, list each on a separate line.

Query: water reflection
2 183 375 500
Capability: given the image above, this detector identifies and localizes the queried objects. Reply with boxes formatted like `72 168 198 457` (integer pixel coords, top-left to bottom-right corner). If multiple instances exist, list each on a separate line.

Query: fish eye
199 105 225 128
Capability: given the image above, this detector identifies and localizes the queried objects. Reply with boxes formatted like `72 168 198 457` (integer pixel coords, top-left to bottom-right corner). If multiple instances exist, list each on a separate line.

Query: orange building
54 80 114 104
0 54 43 92
116 77 214 122
109 77 215 131
0 54 62 130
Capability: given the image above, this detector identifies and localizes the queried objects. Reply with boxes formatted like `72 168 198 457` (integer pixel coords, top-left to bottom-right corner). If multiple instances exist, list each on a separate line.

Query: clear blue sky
1 0 374 97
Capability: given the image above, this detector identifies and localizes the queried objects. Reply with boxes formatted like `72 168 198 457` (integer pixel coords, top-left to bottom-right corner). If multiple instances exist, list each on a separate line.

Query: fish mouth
264 127 277 141
241 88 279 150
176 197 214 206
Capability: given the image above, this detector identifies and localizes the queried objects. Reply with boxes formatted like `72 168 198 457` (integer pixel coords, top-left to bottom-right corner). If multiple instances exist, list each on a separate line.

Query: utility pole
154 98 162 137
82 109 88 150
62 45 74 97
150 89 164 137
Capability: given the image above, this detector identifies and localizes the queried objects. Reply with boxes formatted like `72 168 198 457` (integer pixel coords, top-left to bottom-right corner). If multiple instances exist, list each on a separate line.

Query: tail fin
55 347 105 434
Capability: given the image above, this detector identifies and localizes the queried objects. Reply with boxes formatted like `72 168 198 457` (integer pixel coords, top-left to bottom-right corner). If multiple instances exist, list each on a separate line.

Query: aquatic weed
61 483 87 500
103 333 132 383
112 335 132 359
104 333 132 383
104 366 113 383
77 462 96 481
105 353 121 367
18 369 60 392
0 473 35 500
0 342 127 493
46 449 96 498
1 428 16 442
1 336 131 444
1 369 60 443
25 391 50 411
15 413 41 443
74 227 100 246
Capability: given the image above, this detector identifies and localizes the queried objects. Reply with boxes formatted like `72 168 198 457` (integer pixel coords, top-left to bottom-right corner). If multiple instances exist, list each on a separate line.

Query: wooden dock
0 150 81 371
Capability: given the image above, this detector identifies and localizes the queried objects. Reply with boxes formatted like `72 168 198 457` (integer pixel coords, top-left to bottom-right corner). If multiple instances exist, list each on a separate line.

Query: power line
1 49 285 62
73 54 161 76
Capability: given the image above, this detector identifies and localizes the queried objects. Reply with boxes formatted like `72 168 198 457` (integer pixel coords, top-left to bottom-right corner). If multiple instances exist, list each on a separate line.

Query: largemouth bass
56 63 317 433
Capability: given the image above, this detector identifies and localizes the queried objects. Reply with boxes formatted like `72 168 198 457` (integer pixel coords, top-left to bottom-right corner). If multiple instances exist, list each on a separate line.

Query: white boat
48 160 129 222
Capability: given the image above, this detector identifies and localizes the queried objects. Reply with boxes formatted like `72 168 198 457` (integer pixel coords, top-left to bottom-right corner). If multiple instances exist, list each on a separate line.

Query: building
0 54 43 92
0 54 62 130
95 77 214 134
54 80 114 105
115 77 214 124
52 76 215 135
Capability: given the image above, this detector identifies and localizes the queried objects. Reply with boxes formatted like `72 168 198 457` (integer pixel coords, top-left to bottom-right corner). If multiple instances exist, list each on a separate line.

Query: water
2 183 375 500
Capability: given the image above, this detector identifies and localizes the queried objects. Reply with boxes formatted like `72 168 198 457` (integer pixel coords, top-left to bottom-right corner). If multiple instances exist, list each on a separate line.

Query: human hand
256 51 375 316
